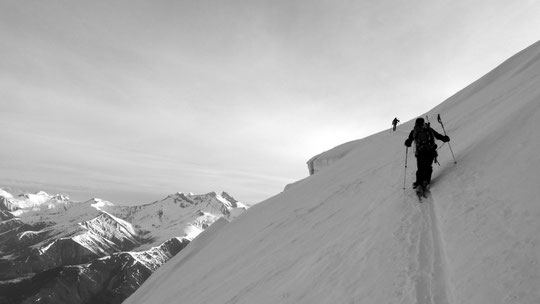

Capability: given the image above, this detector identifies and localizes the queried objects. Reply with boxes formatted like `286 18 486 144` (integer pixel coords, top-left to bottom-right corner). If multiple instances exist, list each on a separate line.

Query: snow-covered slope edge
126 40 540 304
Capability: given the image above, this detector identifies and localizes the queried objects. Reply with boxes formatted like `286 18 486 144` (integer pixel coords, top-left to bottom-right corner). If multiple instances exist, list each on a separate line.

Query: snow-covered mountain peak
219 191 246 208
0 189 71 216
0 188 14 199
186 192 232 215
19 191 58 203
158 192 193 206
153 191 246 215
89 197 115 211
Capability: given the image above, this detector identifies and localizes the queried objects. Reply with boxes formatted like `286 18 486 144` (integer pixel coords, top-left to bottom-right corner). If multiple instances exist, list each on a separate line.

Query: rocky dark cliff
0 237 190 304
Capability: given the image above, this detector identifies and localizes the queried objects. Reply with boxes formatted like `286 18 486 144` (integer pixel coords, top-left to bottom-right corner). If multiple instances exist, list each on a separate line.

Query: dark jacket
404 126 449 150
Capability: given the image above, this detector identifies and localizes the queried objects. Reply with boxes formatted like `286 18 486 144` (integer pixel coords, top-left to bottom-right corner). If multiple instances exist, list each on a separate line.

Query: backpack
413 123 436 152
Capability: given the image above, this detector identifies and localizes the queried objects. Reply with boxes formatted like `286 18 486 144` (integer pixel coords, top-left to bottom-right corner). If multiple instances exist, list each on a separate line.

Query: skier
392 117 400 131
404 117 450 192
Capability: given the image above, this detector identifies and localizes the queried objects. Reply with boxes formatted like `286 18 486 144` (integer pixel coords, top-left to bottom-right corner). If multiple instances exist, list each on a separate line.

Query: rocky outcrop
0 210 14 221
0 211 143 280
0 237 190 304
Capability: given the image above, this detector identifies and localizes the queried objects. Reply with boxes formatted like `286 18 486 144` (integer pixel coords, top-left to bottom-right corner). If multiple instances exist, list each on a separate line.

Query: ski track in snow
408 192 453 304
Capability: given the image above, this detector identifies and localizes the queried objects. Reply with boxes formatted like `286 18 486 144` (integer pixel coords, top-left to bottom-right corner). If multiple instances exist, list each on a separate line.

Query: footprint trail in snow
407 194 453 304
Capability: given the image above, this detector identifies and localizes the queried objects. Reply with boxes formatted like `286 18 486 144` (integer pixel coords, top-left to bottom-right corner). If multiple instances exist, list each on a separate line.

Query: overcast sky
1 0 539 205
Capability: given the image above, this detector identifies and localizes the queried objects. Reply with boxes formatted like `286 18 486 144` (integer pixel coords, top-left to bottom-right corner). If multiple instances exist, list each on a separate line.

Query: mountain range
0 189 246 304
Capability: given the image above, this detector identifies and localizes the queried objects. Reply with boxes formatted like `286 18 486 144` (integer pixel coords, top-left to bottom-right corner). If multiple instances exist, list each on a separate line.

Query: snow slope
125 41 540 304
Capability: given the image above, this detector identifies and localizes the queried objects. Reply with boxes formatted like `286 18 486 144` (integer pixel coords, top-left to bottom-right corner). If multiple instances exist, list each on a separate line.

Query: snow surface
125 40 540 304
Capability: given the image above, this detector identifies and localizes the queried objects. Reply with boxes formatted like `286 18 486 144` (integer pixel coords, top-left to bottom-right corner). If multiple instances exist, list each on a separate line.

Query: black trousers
415 150 436 186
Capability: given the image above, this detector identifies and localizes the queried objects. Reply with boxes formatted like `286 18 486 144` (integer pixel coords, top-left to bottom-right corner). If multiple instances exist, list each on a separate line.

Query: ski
414 183 431 202
422 184 430 198
415 186 424 202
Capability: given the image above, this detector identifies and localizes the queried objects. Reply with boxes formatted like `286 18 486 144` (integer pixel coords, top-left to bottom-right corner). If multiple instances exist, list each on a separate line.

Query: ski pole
403 147 408 190
437 114 457 164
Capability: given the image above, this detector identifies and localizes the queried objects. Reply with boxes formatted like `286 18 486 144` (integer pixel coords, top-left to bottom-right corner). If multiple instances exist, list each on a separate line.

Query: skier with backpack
392 117 400 131
404 117 450 196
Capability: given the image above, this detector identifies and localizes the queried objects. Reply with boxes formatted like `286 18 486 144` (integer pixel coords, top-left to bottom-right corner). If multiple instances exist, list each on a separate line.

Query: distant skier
392 117 400 131
404 118 450 191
